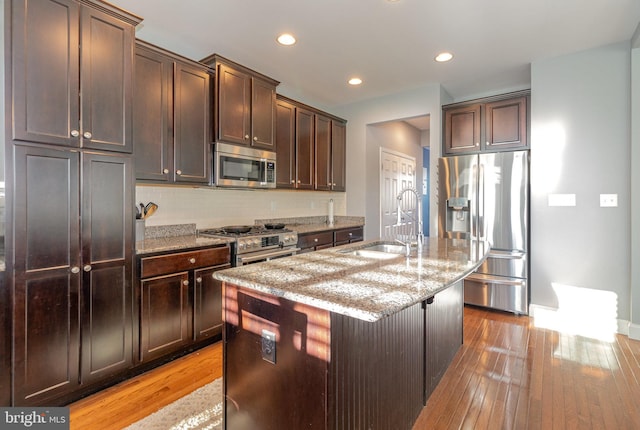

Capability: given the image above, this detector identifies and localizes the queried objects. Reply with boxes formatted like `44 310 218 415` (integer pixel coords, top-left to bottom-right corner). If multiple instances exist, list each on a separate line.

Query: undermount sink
343 243 407 259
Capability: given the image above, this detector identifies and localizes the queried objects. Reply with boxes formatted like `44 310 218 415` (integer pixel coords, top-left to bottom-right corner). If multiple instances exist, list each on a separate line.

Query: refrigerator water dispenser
445 197 470 233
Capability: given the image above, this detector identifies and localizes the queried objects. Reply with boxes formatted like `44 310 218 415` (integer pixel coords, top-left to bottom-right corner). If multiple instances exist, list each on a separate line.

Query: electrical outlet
600 194 618 207
261 329 276 364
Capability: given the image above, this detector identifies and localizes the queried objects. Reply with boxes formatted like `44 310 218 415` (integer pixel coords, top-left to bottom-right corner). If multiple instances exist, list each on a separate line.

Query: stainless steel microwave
214 142 276 188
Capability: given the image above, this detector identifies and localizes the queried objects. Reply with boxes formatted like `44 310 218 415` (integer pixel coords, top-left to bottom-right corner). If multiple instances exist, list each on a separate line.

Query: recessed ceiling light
277 33 296 46
435 52 454 62
348 77 363 86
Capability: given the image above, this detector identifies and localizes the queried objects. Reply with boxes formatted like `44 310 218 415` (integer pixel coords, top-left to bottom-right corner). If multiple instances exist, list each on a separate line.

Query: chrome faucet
395 187 423 255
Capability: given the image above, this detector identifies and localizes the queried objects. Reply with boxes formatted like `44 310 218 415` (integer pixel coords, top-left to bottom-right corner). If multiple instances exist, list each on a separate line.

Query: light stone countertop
136 235 231 255
213 237 489 322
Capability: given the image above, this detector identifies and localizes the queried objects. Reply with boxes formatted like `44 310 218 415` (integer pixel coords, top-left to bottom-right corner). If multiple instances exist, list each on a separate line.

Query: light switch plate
600 194 618 207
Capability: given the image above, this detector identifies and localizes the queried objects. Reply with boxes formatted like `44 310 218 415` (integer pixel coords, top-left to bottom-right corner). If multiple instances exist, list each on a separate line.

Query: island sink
341 242 411 259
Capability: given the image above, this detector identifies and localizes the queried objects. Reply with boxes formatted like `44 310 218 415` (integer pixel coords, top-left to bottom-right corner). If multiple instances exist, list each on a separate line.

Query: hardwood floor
68 343 222 429
69 307 640 429
415 306 640 430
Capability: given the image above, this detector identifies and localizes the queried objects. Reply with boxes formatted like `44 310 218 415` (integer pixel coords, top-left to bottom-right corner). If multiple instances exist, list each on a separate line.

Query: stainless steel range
198 225 299 266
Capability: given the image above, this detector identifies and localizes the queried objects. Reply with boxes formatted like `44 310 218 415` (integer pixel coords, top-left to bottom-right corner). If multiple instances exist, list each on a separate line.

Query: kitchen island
214 237 489 430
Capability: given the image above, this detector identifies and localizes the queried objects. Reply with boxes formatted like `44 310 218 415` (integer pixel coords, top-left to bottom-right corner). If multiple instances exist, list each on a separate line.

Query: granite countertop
255 215 365 235
136 235 231 255
213 237 489 322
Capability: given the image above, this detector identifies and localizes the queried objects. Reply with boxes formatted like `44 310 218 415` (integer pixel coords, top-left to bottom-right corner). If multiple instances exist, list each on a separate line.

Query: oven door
236 247 300 266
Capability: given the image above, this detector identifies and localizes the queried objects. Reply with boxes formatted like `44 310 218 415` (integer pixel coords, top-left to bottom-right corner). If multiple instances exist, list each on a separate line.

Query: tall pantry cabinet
4 0 141 406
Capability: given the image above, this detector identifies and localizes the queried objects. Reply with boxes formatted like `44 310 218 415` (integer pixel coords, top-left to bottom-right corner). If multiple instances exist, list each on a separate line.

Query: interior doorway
380 148 416 240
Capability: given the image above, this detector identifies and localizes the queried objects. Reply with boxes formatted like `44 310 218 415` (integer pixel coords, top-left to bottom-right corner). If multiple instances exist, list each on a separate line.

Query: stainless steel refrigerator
438 151 529 314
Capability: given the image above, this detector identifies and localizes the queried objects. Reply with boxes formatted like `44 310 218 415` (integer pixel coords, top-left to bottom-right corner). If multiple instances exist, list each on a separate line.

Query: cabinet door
251 77 276 149
13 145 81 405
194 265 230 340
424 281 463 400
444 104 481 154
314 115 332 191
295 108 315 190
485 96 527 150
133 45 173 181
11 0 80 147
80 152 133 384
80 5 134 153
174 62 211 184
217 64 251 145
275 98 296 188
140 273 192 362
331 121 347 192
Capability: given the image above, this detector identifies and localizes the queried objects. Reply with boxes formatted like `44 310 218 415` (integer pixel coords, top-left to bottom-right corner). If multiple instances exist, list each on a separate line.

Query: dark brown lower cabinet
138 246 230 363
11 144 134 406
298 226 364 252
424 281 463 400
223 279 463 430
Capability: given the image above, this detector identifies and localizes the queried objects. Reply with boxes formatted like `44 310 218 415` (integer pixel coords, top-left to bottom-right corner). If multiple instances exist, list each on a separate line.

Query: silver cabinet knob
163 168 169 174
314 238 319 243
182 280 189 286
297 180 301 184
475 142 480 146
244 134 250 139
189 258 196 264
71 130 80 138
291 179 295 184
83 131 92 139
83 265 92 272
71 266 80 274
196 277 202 283
348 233 353 237
176 170 182 175
253 136 258 141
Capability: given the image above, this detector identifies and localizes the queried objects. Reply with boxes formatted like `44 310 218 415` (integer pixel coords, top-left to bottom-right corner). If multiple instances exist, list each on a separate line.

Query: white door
380 149 416 239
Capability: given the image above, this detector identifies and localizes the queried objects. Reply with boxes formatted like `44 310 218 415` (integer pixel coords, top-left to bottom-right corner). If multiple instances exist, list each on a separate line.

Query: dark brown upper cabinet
9 0 140 153
275 98 296 188
133 42 212 184
201 54 279 150
275 95 347 192
443 91 529 155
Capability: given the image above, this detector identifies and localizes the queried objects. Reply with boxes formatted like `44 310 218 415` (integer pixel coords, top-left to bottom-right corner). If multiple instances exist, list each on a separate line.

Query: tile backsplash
136 185 348 229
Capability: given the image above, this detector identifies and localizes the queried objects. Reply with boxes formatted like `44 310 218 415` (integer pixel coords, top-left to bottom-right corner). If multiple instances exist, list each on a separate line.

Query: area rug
124 378 222 430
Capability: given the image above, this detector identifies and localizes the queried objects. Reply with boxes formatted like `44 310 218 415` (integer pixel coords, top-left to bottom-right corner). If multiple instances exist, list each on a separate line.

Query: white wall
136 186 346 229
530 42 632 323
630 28 640 338
331 84 448 240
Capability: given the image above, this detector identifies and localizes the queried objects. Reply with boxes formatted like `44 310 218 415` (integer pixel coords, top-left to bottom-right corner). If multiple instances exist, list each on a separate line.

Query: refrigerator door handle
478 162 485 241
471 162 478 240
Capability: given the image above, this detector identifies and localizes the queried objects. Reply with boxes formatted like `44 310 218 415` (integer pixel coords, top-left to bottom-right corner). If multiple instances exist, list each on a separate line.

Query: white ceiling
113 0 640 109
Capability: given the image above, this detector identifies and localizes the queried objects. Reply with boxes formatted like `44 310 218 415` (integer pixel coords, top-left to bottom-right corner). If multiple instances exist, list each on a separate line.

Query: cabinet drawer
334 227 363 243
298 231 334 249
140 246 230 278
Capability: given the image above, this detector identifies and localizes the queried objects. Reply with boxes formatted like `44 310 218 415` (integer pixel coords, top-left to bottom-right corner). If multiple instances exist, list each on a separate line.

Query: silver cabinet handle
176 170 182 175
314 238 318 243
253 136 258 141
189 258 196 264
71 130 80 138
475 142 480 146
83 131 92 139
163 168 169 174
297 180 301 184
196 277 202 283
348 233 353 237
244 134 250 139
291 180 295 184
83 265 92 272
182 280 189 286
71 266 80 274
